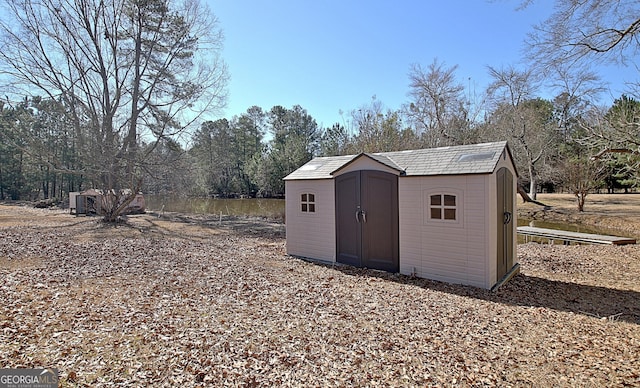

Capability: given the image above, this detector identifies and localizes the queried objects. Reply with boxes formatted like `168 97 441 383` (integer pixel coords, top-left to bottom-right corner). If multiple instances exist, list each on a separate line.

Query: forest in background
0 0 638 218
1 88 638 201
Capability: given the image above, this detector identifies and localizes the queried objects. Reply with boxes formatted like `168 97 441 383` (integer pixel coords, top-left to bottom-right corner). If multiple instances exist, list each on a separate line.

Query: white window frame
424 189 463 226
300 192 316 213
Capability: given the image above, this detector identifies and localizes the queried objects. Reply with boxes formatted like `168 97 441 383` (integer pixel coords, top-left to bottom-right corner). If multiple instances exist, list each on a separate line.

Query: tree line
0 0 638 218
2 84 638 202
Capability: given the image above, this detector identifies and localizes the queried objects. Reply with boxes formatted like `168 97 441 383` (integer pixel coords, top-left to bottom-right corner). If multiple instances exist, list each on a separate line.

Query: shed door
76 195 87 215
497 167 514 280
335 170 399 272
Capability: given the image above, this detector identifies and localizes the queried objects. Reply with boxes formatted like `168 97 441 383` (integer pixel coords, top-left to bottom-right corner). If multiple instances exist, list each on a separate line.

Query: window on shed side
301 193 316 213
429 194 456 220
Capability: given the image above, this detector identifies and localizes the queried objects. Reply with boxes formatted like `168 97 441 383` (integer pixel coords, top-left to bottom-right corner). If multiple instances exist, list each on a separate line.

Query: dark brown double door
335 170 399 272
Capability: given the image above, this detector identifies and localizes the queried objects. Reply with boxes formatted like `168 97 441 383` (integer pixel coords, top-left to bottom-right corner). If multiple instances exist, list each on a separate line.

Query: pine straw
0 205 639 387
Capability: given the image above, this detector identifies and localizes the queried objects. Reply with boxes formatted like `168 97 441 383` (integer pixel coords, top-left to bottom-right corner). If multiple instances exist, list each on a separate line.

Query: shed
283 141 519 289
70 189 146 216
73 189 103 216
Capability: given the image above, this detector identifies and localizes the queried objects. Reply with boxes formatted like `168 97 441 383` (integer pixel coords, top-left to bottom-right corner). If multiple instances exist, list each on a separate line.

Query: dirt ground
0 197 639 387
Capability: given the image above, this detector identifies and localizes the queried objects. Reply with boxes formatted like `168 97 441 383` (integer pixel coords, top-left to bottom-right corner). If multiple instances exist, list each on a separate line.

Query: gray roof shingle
283 141 510 180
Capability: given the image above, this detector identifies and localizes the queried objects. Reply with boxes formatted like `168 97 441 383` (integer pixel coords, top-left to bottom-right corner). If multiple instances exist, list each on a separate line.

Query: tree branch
591 148 640 160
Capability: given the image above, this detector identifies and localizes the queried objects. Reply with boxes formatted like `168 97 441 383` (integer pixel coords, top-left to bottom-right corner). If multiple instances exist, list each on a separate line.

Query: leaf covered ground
0 204 639 387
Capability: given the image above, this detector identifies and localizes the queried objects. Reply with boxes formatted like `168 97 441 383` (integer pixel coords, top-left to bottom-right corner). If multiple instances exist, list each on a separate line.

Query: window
424 189 463 226
301 193 316 213
456 152 495 162
429 194 457 220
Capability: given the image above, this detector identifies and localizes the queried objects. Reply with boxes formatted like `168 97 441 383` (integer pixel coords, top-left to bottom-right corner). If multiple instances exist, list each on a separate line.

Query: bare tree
548 63 605 139
563 156 606 211
486 65 538 108
485 65 558 200
582 95 640 186
405 59 473 147
526 0 640 67
522 0 640 195
350 97 386 152
0 0 228 221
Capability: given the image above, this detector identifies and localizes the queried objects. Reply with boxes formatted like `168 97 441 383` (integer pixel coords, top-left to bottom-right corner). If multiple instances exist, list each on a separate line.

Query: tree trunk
52 172 57 199
528 163 537 200
518 185 547 207
576 192 587 212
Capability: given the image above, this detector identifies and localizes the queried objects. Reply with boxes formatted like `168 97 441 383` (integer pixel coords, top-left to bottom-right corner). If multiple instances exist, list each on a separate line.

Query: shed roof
283 141 512 180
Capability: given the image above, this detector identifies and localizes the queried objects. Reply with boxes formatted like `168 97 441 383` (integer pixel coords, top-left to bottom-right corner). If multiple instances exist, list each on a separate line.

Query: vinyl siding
398 175 491 288
285 180 336 262
284 144 518 289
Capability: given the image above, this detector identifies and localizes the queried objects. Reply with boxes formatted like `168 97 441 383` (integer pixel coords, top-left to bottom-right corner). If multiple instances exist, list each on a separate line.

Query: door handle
361 210 366 223
504 211 512 224
355 209 360 223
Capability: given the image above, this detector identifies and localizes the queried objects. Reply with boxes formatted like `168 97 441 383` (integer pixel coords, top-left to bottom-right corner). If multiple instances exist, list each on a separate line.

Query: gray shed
283 141 519 289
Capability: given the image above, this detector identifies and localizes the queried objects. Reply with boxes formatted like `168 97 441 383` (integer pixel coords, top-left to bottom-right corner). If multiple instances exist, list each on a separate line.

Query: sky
210 0 638 128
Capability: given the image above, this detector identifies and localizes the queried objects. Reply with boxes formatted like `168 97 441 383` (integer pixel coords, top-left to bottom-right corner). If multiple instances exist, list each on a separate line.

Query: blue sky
212 0 636 128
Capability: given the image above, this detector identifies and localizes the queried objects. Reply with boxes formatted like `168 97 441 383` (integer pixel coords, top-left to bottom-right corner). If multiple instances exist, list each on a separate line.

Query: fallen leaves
0 204 639 386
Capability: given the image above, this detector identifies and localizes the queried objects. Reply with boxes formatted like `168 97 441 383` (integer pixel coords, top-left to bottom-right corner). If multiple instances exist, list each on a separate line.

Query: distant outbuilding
283 141 519 289
70 189 145 216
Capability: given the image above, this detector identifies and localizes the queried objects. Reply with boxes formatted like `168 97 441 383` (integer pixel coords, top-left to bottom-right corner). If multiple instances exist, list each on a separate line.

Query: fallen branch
517 186 548 207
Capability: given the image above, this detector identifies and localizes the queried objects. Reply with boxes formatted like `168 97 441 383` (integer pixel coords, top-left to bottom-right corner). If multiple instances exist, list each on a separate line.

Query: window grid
430 194 456 220
301 193 316 213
